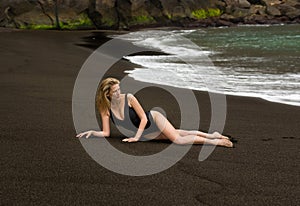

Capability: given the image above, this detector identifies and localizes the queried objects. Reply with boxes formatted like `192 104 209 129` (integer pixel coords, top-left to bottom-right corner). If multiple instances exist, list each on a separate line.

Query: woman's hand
76 130 94 138
122 137 139 143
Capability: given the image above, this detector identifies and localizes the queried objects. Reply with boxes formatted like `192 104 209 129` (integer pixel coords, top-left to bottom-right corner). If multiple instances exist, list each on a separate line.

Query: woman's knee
165 133 184 144
172 137 186 145
150 110 161 119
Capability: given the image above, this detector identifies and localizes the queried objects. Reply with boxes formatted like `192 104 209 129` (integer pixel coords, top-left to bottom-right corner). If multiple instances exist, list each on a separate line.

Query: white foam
118 29 300 107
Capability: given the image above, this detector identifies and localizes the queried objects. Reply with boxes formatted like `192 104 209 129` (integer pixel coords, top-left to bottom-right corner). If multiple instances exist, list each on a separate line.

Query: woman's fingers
122 137 138 143
86 132 92 138
76 133 84 138
76 131 91 138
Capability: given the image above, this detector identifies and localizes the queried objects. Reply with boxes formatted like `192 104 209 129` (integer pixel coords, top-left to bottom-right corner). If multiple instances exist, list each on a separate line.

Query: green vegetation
62 13 94 29
20 13 94 30
191 8 222 19
165 13 172 19
101 17 115 27
207 8 222 17
20 24 54 30
130 15 155 25
192 9 207 19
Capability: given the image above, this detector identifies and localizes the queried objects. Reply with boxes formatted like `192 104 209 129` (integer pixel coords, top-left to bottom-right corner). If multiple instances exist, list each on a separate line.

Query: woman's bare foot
218 138 233 148
212 132 230 140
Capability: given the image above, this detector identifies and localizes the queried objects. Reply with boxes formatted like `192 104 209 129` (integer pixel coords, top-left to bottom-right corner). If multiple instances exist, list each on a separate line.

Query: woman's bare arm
76 110 110 138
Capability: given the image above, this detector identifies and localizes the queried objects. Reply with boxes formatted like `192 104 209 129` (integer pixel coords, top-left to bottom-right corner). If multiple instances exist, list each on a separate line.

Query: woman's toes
226 139 233 147
220 139 233 147
216 132 230 140
222 135 230 140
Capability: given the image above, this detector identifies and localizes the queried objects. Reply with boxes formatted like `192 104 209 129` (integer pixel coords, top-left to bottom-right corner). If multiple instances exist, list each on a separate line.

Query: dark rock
244 13 268 23
172 6 187 18
260 0 281 6
0 0 300 30
247 0 265 4
238 0 251 8
220 13 236 21
215 18 235 26
292 16 300 23
249 5 266 15
277 4 296 14
215 0 227 10
0 0 90 28
277 3 300 19
232 7 251 17
286 9 300 19
266 5 281 16
277 15 291 22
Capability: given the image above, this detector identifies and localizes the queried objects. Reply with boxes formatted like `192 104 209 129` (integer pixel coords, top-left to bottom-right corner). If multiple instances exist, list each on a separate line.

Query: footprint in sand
262 138 273 141
282 136 299 140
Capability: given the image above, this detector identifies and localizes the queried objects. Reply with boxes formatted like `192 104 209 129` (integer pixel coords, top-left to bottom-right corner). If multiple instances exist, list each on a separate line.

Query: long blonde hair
97 77 120 112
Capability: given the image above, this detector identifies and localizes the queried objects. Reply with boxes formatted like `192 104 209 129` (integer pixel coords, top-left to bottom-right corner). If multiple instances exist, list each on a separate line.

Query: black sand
1 29 299 205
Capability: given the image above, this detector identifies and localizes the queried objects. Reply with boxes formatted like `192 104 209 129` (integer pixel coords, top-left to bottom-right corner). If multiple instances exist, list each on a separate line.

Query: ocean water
116 24 300 106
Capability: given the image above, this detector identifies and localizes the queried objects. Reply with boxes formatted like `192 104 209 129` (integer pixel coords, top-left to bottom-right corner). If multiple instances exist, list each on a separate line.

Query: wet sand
1 29 299 205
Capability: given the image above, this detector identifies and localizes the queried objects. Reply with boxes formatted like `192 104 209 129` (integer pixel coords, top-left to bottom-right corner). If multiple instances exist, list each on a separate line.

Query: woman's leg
177 130 229 139
150 111 233 147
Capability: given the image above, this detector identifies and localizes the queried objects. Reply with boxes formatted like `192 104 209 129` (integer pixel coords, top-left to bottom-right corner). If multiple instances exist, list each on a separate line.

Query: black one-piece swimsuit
109 94 160 138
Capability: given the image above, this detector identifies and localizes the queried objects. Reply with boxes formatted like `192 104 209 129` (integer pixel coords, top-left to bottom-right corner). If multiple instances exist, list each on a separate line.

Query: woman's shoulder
127 93 136 102
127 93 139 107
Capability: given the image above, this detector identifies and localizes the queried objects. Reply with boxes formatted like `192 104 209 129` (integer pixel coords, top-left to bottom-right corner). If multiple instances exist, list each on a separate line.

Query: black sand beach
1 29 299 205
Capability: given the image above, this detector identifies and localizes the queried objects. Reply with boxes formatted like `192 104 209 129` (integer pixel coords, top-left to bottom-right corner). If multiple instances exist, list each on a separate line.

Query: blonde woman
76 77 234 147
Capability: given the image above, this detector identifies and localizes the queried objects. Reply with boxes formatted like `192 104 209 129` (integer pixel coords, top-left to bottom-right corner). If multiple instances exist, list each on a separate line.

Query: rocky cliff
1 0 300 29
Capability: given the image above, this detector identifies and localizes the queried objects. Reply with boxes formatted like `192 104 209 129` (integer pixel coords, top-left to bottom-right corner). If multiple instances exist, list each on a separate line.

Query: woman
76 77 234 147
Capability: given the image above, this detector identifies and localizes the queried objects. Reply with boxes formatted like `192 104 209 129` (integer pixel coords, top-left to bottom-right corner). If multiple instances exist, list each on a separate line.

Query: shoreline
80 25 300 108
1 29 300 205
126 72 300 108
1 21 300 32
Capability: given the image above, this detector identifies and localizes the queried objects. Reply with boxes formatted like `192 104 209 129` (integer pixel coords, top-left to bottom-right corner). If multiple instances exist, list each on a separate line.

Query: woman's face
109 84 121 100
